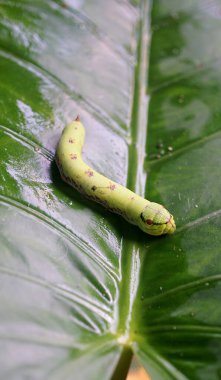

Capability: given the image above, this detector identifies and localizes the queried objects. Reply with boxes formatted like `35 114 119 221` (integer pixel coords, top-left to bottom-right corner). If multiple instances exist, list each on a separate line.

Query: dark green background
0 1 221 379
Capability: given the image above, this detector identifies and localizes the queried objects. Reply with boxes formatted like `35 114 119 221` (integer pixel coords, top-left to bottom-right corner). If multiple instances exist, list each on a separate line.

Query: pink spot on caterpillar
167 215 173 225
85 169 94 177
109 183 116 191
70 153 77 160
69 138 75 143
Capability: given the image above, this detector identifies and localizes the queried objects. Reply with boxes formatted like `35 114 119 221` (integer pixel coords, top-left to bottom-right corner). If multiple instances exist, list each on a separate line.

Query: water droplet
160 286 163 291
196 63 204 70
171 12 179 20
195 204 198 208
60 1 68 8
172 48 180 55
167 146 173 152
177 95 184 104
156 142 163 149
69 201 73 206
205 282 210 286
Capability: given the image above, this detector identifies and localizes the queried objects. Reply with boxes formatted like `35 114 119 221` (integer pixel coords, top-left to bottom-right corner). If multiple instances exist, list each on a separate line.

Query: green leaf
0 1 221 379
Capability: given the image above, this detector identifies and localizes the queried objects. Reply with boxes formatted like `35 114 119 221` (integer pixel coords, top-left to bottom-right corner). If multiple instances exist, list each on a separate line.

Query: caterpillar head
138 202 176 236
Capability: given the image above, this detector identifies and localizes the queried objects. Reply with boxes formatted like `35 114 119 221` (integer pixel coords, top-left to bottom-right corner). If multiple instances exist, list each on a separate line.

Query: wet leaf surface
0 1 220 379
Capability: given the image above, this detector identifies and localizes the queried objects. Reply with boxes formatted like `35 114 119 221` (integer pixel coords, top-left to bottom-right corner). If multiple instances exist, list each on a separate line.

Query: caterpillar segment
56 117 176 236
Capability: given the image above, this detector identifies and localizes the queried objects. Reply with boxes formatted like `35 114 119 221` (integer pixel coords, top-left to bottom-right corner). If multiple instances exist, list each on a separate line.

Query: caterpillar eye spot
140 212 145 223
91 186 97 191
146 219 153 225
140 212 153 225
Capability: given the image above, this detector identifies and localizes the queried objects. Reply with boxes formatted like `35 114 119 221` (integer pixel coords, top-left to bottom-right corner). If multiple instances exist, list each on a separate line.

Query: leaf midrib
115 0 150 343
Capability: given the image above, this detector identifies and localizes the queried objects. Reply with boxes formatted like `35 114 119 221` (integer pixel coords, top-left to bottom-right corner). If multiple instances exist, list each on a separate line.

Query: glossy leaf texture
0 1 221 380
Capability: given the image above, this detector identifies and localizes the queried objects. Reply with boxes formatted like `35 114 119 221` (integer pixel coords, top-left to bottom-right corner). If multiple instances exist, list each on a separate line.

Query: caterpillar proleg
56 117 176 236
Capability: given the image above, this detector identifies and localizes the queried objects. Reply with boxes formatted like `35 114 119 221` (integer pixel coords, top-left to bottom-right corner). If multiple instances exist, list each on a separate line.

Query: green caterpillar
56 116 176 236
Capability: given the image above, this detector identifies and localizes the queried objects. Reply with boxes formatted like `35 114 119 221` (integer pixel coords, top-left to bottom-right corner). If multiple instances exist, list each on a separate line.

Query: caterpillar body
56 117 176 236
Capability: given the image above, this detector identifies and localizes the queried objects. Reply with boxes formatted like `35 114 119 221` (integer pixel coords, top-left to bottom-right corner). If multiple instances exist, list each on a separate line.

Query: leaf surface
0 1 220 379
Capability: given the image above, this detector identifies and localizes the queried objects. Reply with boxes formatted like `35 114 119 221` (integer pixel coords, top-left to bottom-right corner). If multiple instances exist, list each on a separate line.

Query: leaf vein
0 266 112 323
0 194 119 283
